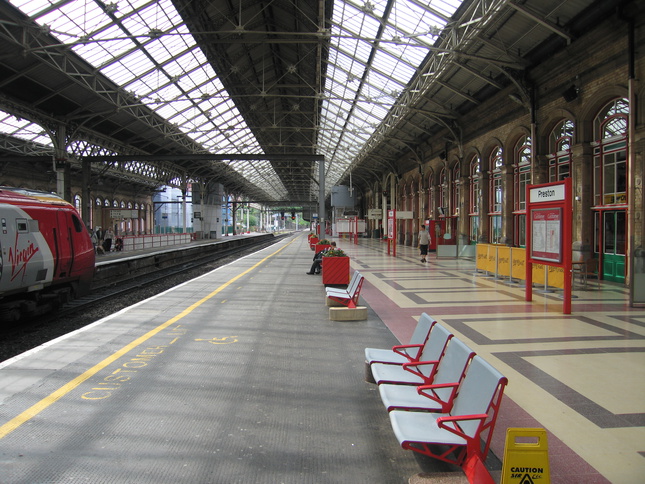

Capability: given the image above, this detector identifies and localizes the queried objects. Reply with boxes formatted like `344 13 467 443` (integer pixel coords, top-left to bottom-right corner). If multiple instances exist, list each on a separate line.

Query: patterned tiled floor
340 237 645 484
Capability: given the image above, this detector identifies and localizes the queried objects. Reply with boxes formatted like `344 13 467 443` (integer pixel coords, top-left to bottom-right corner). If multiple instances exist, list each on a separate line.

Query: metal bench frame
389 356 508 467
325 270 364 308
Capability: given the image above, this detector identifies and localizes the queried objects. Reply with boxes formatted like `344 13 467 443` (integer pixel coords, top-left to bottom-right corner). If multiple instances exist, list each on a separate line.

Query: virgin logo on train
8 232 39 282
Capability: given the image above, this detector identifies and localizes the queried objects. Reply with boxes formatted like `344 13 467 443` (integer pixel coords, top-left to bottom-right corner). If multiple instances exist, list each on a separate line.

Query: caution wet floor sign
501 428 551 484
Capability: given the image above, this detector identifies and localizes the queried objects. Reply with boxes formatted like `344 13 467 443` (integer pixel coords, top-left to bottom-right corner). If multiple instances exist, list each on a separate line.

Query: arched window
548 119 574 181
513 136 531 246
469 156 481 243
514 136 531 212
593 98 629 283
73 194 82 213
594 98 628 207
488 146 503 243
104 199 111 207
451 162 460 217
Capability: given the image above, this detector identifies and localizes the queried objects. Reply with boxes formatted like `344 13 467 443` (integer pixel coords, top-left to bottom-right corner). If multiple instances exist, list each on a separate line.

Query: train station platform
0 233 642 483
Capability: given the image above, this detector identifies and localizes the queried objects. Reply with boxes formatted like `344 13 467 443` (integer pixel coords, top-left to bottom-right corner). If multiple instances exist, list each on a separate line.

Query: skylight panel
357 100 389 121
339 1 381 38
340 48 369 78
165 102 194 122
184 66 210 87
143 37 181 65
123 49 156 78
42 3 106 37
329 83 352 103
9 0 44 17
125 77 158 99
373 57 416 88
147 82 182 104
398 45 430 69
431 0 463 18
129 0 178 33
353 38 374 61
75 25 138 66
169 50 202 78
319 111 344 131
0 111 52 146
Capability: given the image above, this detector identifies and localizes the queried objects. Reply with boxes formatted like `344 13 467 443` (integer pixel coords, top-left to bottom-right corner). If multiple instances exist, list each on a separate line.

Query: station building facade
362 8 644 285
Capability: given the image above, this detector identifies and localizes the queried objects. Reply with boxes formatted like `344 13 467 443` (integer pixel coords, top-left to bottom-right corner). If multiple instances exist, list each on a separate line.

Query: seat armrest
437 413 488 441
392 343 422 360
401 359 439 379
417 382 459 412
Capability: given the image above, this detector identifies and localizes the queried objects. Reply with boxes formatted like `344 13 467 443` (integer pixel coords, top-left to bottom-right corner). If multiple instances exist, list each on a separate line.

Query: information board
530 208 562 262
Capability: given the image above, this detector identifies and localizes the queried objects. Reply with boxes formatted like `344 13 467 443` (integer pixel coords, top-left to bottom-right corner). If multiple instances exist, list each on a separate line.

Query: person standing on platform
418 224 430 263
94 227 105 254
103 227 114 253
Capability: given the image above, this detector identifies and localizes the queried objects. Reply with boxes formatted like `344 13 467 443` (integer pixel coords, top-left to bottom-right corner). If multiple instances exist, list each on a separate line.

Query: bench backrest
346 271 361 295
415 323 452 378
449 356 507 438
408 313 436 346
431 337 476 403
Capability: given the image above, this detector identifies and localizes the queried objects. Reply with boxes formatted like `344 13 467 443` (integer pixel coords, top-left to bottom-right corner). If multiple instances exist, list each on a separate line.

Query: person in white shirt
418 225 430 263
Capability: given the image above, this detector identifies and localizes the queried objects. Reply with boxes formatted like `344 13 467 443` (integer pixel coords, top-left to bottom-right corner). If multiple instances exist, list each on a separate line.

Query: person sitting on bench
307 242 336 275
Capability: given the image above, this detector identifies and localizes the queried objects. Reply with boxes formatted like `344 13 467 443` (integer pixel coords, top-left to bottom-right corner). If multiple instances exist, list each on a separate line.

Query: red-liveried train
0 187 95 321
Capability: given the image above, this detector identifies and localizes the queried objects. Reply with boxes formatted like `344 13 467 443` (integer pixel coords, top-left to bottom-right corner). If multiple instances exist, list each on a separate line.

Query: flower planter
322 256 350 285
309 237 319 249
315 243 331 254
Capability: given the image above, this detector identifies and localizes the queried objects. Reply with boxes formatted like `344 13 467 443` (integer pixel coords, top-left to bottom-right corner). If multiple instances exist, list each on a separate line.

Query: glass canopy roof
2 0 463 200
320 0 461 183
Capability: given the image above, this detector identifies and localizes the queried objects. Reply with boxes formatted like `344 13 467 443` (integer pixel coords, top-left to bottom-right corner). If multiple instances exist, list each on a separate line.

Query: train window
16 219 28 233
71 214 84 233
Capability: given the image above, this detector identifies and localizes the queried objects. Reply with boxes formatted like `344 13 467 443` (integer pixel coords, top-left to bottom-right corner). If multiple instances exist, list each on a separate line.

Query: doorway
596 210 626 283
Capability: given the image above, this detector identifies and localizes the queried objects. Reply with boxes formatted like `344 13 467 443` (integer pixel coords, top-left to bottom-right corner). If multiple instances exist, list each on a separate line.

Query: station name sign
529 184 565 203
110 209 139 219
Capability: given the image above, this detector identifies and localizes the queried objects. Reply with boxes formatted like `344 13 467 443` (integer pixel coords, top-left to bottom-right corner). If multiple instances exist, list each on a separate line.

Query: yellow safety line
0 238 295 440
